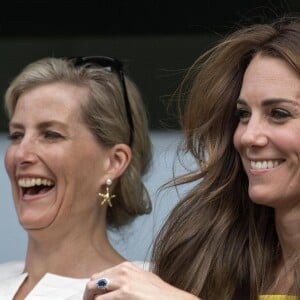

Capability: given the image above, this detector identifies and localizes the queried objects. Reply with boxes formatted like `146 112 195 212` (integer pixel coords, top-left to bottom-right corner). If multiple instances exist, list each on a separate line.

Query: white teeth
250 160 280 170
18 178 54 188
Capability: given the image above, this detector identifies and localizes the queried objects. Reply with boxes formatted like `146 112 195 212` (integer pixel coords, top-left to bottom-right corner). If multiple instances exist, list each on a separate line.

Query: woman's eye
44 131 63 139
236 108 251 121
7 132 23 141
271 108 291 120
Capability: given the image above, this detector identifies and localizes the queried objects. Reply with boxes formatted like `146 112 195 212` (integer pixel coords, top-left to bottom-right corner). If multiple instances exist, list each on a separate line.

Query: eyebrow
9 120 69 130
236 98 300 107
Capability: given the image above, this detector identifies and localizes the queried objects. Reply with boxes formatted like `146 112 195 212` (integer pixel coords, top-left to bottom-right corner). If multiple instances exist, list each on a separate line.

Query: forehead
11 82 89 122
240 55 300 100
243 55 300 87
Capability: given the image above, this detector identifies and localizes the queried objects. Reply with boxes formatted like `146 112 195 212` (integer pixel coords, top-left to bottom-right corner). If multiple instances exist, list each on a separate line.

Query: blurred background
0 0 299 263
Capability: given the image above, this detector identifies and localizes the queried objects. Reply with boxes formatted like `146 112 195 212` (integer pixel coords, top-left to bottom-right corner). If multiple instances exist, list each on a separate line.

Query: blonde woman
0 56 152 299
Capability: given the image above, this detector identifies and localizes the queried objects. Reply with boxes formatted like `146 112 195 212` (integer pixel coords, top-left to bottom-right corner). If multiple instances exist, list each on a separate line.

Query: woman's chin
18 214 54 231
249 192 278 208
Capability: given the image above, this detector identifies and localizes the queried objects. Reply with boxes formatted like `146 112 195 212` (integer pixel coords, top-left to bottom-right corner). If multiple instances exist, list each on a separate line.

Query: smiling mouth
250 160 283 170
18 178 55 196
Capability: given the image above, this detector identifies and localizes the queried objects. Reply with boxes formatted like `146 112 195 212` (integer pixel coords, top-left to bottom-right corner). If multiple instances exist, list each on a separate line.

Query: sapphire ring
96 277 110 291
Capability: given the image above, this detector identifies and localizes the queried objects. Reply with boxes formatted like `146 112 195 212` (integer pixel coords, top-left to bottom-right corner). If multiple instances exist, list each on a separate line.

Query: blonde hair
5 57 152 228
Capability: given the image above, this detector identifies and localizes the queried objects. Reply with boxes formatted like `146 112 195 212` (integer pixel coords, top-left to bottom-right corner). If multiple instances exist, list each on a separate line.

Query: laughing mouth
18 178 55 196
250 160 283 170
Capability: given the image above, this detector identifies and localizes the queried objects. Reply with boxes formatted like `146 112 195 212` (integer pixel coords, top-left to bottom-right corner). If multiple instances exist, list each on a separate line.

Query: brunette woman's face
5 82 112 230
233 54 300 209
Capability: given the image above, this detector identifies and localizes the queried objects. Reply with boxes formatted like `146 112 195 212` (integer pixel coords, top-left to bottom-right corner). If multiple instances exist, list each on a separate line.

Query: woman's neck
24 225 125 279
266 207 300 294
275 206 300 260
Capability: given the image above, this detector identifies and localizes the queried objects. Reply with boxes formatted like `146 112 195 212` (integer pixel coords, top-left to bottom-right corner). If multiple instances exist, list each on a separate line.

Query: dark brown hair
152 16 300 299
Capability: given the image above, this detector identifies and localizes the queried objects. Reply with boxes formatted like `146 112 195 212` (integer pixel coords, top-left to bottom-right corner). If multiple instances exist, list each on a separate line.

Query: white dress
0 260 149 300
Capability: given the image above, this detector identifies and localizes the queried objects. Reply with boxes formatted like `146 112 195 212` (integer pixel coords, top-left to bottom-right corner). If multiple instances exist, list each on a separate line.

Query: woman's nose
13 136 38 165
240 119 268 147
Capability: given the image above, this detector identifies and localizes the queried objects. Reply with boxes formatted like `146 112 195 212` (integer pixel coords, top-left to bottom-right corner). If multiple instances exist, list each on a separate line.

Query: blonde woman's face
233 54 300 209
5 82 111 231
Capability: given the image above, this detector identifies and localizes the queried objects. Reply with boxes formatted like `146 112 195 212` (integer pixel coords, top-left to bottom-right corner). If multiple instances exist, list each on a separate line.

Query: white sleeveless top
0 260 149 299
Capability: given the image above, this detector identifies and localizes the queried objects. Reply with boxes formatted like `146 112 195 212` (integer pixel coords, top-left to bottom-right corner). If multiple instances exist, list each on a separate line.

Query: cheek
57 154 98 189
233 127 242 152
4 147 14 176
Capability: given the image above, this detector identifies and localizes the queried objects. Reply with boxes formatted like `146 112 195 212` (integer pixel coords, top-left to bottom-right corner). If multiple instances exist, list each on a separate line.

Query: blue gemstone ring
96 277 110 291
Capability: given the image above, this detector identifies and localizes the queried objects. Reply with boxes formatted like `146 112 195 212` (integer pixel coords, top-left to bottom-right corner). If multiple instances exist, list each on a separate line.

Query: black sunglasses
67 56 134 147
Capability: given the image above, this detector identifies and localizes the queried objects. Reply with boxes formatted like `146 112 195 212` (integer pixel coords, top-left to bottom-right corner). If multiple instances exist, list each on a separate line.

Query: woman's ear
105 144 132 179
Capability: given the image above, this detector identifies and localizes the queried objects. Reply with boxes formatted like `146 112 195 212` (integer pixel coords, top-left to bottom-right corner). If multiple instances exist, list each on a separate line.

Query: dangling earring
98 179 115 207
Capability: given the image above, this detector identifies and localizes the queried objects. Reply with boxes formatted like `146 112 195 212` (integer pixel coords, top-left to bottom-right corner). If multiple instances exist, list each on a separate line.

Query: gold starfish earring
98 179 115 207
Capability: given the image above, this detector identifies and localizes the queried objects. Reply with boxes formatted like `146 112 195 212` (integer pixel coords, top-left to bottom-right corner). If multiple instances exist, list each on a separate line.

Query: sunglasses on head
67 56 134 147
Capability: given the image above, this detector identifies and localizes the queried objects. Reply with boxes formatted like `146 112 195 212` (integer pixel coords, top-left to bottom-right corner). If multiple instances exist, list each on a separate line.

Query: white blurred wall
0 131 194 263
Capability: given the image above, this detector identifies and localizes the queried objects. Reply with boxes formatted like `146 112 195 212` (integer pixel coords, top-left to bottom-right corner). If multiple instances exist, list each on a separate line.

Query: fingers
84 277 114 299
83 261 139 300
95 277 110 292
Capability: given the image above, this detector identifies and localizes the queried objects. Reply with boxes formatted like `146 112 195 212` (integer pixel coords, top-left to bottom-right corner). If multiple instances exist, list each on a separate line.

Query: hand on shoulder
83 261 201 300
